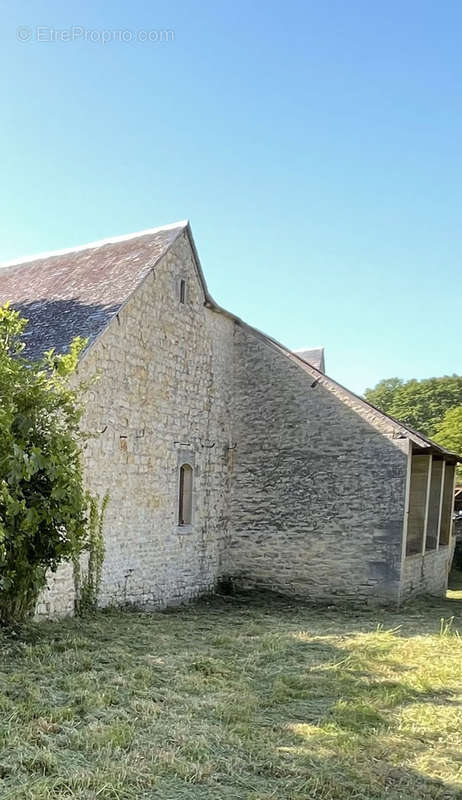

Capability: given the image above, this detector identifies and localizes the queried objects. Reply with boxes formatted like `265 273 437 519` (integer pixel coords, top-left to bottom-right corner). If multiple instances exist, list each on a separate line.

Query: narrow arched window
179 279 186 304
178 463 193 525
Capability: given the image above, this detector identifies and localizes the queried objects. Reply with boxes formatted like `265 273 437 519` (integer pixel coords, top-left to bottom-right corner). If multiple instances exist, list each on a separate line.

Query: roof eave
200 288 460 462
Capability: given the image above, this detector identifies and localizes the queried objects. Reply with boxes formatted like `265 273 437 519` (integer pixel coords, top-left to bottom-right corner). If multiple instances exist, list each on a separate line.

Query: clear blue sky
1 1 461 393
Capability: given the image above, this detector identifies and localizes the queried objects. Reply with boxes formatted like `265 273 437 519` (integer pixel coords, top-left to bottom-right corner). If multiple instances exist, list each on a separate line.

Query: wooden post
421 455 433 554
400 443 413 563
436 461 446 550
406 453 433 556
439 463 456 547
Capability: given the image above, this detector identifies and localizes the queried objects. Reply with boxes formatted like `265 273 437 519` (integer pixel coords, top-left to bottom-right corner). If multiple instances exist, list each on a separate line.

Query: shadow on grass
447 568 462 602
1 593 461 799
247 620 462 797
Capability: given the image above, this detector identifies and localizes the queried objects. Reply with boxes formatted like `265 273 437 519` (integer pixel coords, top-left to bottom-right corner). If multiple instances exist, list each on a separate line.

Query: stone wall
35 232 453 618
400 544 454 601
227 326 409 605
35 562 75 619
37 231 234 615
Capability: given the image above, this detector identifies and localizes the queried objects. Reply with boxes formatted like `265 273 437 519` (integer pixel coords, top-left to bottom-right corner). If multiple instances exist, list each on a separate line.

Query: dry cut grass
1 578 462 799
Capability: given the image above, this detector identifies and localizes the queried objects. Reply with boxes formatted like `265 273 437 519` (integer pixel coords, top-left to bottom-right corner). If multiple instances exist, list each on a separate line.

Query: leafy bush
0 303 96 625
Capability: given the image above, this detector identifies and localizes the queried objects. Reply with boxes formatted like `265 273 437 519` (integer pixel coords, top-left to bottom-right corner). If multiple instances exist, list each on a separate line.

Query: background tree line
364 375 462 478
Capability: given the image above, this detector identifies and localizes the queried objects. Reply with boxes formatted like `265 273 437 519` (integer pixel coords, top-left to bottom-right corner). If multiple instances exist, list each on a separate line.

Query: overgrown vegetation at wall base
73 491 109 615
0 587 461 799
0 304 97 625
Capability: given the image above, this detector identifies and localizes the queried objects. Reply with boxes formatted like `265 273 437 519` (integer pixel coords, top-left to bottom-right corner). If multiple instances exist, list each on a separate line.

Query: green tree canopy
433 405 462 478
0 303 94 624
364 375 462 438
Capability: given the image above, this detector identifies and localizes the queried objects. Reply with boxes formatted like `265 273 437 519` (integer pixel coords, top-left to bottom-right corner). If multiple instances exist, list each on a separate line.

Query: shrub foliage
0 303 96 625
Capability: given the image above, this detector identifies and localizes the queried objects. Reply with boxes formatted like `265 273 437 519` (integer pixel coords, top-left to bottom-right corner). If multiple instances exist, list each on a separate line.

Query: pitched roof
274 339 461 462
221 317 461 462
0 220 459 463
0 222 187 361
294 347 325 373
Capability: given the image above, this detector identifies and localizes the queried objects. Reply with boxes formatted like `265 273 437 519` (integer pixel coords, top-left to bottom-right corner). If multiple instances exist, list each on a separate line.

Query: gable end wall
37 232 234 617
227 325 409 605
35 232 442 617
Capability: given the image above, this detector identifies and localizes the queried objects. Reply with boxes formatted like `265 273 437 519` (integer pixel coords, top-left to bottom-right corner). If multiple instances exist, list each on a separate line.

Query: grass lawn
1 581 462 799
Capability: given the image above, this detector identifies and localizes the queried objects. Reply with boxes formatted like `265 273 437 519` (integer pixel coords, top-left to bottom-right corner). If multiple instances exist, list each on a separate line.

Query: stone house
0 221 458 615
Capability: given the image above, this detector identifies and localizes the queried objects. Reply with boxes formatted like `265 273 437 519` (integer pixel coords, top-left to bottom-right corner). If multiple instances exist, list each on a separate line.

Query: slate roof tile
0 222 186 361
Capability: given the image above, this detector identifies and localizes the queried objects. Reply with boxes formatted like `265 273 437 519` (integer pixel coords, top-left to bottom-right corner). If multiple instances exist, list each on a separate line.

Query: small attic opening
179 279 186 304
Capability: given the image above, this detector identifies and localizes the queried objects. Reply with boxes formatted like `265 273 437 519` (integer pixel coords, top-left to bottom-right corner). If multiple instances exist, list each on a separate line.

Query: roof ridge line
0 220 189 269
211 310 459 460
293 346 324 352
77 223 187 362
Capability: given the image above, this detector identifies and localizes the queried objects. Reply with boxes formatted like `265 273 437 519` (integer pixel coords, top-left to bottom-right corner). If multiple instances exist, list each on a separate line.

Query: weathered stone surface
228 326 409 605
400 544 455 600
37 232 234 615
33 231 455 618
35 562 75 619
